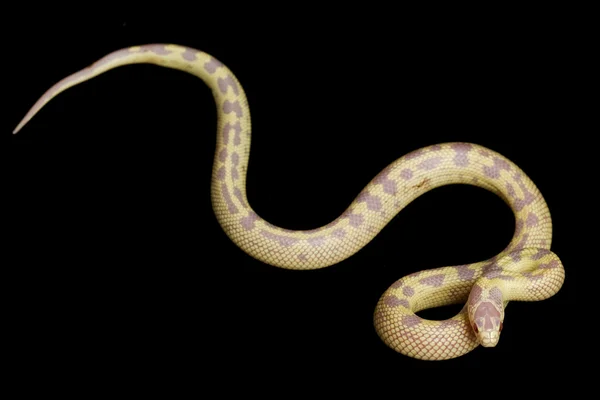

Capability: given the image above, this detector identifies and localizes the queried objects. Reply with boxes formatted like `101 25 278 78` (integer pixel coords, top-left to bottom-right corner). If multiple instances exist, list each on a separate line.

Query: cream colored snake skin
14 44 565 360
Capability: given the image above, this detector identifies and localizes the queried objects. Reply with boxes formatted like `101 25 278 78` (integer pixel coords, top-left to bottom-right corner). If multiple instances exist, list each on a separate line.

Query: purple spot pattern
384 295 409 308
513 180 536 211
402 286 415 297
222 126 230 145
140 45 172 55
382 180 396 194
400 169 413 180
515 218 524 236
372 168 397 195
240 212 259 230
417 157 442 170
510 249 523 262
218 148 228 162
430 144 443 151
181 48 198 61
218 76 240 95
398 299 410 308
231 153 239 166
344 212 364 227
526 212 539 227
540 260 559 269
332 229 346 238
483 157 511 179
223 100 243 117
478 149 491 158
483 262 499 274
221 183 238 214
231 168 239 180
297 254 308 262
419 274 445 287
402 315 421 327
513 172 524 182
216 166 226 181
260 231 299 247
451 143 473 167
391 280 403 289
506 182 517 199
222 121 242 145
486 270 503 279
524 272 544 281
234 187 248 208
532 249 551 260
469 284 483 306
454 265 475 281
357 192 382 211
512 233 529 252
484 260 511 280
204 57 223 74
405 149 425 160
308 236 326 247
489 287 503 306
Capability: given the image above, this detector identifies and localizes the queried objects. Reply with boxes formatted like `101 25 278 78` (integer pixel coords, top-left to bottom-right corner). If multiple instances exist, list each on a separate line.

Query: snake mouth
479 331 500 347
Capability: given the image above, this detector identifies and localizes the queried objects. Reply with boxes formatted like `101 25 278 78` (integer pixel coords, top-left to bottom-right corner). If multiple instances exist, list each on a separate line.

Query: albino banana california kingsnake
14 44 565 360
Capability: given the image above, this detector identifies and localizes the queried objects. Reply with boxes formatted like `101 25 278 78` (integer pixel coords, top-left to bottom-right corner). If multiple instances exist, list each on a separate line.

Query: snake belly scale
14 44 565 360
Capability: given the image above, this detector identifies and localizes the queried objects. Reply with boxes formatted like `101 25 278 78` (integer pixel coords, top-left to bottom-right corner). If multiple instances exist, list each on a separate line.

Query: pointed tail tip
13 119 27 134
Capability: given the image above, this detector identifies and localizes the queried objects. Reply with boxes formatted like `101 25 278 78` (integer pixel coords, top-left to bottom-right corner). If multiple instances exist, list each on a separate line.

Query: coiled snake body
14 44 565 360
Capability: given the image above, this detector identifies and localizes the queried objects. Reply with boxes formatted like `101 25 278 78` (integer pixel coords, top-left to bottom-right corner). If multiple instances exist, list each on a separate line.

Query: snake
13 44 565 360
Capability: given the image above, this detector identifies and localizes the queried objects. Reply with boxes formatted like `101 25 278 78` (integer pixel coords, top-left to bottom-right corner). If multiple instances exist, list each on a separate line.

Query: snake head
471 302 503 347
468 285 504 347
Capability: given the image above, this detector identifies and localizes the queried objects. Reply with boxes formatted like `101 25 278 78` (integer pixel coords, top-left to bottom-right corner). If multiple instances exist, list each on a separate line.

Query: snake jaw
479 330 500 347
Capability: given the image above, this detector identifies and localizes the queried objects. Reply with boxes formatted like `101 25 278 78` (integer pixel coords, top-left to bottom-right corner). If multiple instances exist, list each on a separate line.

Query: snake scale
14 44 565 360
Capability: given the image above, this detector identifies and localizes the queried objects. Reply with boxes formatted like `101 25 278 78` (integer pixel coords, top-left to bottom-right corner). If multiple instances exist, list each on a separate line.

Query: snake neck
478 247 565 303
466 247 565 346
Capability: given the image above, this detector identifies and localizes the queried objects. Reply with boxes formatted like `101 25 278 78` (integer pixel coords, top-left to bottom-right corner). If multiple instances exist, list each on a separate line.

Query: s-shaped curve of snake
14 44 565 360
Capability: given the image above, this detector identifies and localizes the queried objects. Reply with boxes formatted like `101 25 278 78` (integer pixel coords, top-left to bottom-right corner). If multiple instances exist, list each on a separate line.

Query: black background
8 7 591 378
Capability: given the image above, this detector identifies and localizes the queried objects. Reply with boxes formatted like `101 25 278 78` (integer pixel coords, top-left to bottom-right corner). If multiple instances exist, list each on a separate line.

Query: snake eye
499 322 503 332
473 324 479 333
